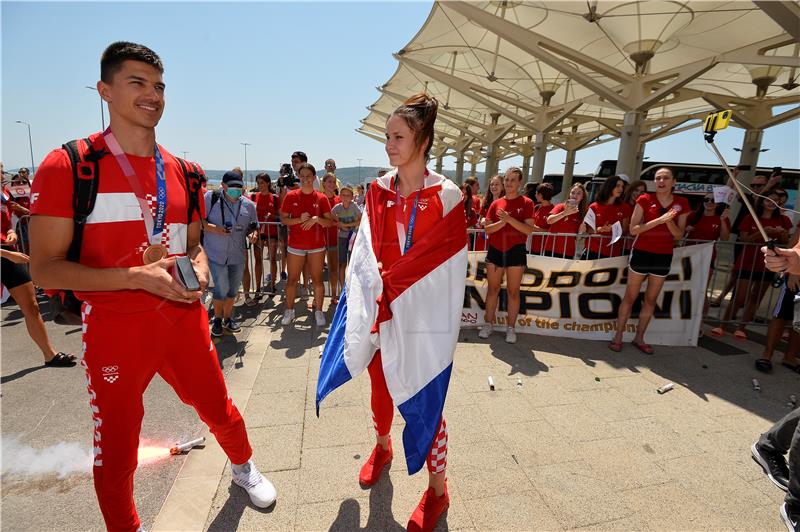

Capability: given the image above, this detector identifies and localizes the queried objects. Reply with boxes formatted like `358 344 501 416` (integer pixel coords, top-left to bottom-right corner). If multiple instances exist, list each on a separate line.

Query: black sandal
754 358 773 373
45 352 77 367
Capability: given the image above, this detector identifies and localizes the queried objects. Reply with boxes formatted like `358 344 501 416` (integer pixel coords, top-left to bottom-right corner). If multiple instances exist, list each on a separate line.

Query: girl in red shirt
544 183 587 258
244 173 280 297
321 173 342 303
579 176 628 259
620 180 646 255
480 167 535 344
611 167 690 354
475 175 504 252
712 189 791 340
685 192 731 315
462 177 481 249
529 182 554 255
279 163 334 327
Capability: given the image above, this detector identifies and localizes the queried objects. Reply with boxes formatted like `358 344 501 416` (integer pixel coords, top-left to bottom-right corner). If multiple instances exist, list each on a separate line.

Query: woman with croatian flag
316 93 467 532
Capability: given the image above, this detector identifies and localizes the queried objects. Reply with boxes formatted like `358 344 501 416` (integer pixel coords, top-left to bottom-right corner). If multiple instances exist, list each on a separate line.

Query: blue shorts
208 260 245 301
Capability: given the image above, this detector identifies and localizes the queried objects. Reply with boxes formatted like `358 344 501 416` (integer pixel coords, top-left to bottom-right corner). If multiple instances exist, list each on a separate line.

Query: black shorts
1 256 31 289
629 248 673 277
580 248 612 261
279 225 288 242
486 244 527 268
737 269 776 284
773 279 798 321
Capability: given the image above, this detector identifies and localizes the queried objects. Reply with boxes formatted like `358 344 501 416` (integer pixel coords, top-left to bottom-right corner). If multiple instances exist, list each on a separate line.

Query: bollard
488 376 495 391
752 379 761 392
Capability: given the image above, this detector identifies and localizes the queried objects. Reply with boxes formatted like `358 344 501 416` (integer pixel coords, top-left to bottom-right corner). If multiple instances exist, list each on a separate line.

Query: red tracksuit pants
367 351 448 474
80 301 252 532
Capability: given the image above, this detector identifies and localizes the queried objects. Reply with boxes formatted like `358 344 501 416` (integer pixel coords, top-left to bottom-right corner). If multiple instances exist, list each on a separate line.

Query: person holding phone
204 171 259 336
610 167 689 354
544 183 587 259
28 42 276 532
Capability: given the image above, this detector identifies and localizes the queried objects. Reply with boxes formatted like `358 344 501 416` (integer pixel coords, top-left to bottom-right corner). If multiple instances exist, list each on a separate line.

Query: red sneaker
407 484 450 532
358 440 393 486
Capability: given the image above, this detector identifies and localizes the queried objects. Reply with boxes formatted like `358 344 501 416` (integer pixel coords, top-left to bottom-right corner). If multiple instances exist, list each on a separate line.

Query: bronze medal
142 244 167 264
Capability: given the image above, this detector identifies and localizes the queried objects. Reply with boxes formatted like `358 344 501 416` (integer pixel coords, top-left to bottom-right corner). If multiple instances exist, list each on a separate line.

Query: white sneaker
231 460 277 508
505 328 517 344
281 309 295 325
315 310 326 327
478 324 492 339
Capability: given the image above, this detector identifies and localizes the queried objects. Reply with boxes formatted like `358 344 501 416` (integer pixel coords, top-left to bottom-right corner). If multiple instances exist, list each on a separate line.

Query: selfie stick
703 110 772 247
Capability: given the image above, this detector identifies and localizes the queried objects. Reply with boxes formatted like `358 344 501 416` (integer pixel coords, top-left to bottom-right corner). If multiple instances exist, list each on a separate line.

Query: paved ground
2 290 798 531
0 292 269 531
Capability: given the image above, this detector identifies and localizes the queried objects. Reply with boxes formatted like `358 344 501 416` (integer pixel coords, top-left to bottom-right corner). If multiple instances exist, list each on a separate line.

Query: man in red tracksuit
29 42 276 532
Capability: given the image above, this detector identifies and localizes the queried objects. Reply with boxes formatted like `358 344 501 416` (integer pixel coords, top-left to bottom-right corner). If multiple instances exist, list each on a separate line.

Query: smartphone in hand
172 255 201 291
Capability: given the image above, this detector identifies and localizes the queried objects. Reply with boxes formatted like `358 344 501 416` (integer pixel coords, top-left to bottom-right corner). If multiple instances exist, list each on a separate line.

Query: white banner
461 243 713 346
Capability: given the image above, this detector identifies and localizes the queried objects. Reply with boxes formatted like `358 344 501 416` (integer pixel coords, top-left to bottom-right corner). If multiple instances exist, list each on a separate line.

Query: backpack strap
176 157 202 225
208 190 224 226
63 137 105 262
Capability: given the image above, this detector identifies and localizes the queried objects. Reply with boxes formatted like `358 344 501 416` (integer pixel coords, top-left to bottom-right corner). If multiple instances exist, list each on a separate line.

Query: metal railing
466 227 782 331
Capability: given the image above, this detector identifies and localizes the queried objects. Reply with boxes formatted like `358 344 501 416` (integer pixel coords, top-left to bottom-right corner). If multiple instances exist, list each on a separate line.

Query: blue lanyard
153 146 166 240
395 176 422 254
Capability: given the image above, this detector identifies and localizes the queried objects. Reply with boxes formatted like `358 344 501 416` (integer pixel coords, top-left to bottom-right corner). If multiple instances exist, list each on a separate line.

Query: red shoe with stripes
407 483 450 532
359 439 392 486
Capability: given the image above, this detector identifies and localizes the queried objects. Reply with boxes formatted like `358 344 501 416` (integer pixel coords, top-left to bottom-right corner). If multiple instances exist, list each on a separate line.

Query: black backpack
47 137 203 325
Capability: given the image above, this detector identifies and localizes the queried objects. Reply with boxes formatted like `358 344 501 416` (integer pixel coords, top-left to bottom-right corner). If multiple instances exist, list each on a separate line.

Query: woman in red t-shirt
544 183 587 259
620 180 646 255
463 177 482 249
279 163 333 327
244 173 281 297
475 175 504 252
579 176 628 259
611 167 690 354
480 167 535 344
321 173 342 303
712 189 791 340
528 183 554 255
685 192 731 315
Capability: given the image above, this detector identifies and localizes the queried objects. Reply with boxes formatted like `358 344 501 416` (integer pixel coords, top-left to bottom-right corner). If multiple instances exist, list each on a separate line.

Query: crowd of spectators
3 157 796 373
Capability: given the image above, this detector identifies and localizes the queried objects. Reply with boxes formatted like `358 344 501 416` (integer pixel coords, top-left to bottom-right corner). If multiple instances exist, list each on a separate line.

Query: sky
2 1 798 177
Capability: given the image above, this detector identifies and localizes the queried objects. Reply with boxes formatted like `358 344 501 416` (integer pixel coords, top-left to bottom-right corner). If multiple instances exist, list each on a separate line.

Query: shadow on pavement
329 474 410 531
482 331 796 423
1 364 47 384
206 483 275 532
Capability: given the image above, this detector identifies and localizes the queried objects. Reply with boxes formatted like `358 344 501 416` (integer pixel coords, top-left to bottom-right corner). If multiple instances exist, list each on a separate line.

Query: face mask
227 188 243 200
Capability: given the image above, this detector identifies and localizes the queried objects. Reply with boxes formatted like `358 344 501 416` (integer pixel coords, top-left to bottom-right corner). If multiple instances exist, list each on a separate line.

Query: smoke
1 436 93 479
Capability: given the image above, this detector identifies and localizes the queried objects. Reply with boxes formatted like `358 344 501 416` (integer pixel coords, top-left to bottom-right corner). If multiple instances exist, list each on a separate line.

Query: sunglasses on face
703 198 714 203
752 183 765 188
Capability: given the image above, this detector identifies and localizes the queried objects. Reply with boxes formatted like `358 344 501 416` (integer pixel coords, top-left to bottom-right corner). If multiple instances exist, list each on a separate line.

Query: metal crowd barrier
466 227 784 331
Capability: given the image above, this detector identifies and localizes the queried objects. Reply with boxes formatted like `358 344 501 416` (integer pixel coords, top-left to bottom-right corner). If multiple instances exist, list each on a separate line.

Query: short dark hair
101 41 163 83
291 151 308 163
297 162 316 176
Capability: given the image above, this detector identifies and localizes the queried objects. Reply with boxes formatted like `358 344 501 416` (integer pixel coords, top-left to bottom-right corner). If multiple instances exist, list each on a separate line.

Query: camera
277 163 297 188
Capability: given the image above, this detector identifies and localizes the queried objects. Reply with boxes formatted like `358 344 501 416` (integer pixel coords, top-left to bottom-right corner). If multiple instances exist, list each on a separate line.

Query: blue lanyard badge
394 179 422 255
153 146 167 240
